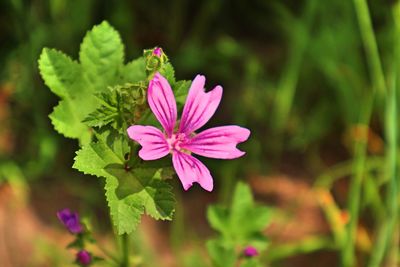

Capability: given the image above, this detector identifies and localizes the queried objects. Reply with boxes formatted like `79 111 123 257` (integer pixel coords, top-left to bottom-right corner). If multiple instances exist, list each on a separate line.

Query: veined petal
127 125 169 160
183 125 250 159
179 75 223 134
172 151 213 192
148 73 177 137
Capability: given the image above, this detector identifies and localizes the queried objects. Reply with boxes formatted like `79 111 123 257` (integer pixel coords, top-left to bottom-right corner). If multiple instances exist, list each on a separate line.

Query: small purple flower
243 246 258 257
153 47 162 57
76 250 91 266
57 208 83 234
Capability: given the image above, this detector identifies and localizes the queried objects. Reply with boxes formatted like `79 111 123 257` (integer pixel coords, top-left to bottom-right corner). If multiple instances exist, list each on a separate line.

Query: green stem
342 0 388 266
271 0 317 132
368 19 399 265
341 96 374 267
352 0 387 94
120 234 130 267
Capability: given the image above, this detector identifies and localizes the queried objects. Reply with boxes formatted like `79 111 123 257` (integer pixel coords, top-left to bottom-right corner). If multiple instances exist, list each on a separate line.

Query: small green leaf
173 80 191 105
207 182 272 252
159 62 175 84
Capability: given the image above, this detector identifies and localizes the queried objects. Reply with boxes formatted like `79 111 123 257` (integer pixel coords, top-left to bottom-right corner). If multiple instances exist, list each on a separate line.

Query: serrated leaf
38 48 82 98
39 48 94 144
105 164 175 220
39 21 128 144
82 91 120 129
79 21 124 91
83 107 118 128
73 132 175 234
159 63 175 84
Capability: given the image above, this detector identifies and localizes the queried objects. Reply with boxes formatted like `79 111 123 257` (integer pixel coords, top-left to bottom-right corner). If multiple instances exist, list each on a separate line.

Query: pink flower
76 250 91 265
153 47 162 57
127 73 250 191
243 246 259 257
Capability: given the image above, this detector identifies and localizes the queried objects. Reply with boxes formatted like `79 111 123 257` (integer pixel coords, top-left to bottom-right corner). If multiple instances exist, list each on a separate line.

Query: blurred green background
0 0 399 266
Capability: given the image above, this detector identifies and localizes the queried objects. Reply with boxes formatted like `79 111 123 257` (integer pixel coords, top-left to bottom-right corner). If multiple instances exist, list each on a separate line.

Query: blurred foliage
207 182 271 267
0 0 399 266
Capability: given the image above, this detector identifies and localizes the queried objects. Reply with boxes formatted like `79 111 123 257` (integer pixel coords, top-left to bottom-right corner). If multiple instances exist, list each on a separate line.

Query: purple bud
56 208 83 234
76 250 91 266
153 47 162 57
243 246 258 257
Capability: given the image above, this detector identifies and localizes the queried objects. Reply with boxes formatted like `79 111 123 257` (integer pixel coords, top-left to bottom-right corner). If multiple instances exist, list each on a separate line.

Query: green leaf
73 132 175 234
105 164 175 220
49 99 91 144
121 57 146 83
39 48 93 144
82 92 120 129
79 21 124 91
230 182 271 235
207 205 230 236
206 239 236 267
38 48 82 98
159 62 175 84
39 21 128 144
173 80 191 106
207 182 272 250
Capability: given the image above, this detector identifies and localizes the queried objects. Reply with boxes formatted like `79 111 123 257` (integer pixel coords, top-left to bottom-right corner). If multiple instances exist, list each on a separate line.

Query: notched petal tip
172 152 214 192
237 126 251 142
182 182 193 191
193 74 206 84
200 180 213 192
184 125 250 159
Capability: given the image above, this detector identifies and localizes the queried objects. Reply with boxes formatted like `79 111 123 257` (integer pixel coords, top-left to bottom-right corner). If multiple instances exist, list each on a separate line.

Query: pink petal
148 73 177 137
172 151 213 191
179 75 223 134
127 125 169 160
182 126 250 159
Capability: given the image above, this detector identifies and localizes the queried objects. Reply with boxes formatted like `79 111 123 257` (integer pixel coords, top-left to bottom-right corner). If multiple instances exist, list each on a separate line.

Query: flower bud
76 250 91 266
243 246 258 257
153 47 163 57
144 47 168 75
57 208 83 234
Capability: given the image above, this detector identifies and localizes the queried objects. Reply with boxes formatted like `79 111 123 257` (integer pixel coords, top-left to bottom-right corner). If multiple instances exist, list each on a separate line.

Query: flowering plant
38 21 261 266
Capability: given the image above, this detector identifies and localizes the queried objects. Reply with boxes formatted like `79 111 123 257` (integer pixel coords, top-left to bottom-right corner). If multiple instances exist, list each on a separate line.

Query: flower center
167 133 189 153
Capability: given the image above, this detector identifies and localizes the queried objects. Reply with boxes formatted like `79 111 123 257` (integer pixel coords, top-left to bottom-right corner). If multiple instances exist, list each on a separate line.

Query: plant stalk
352 0 387 94
341 96 374 267
120 234 130 267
